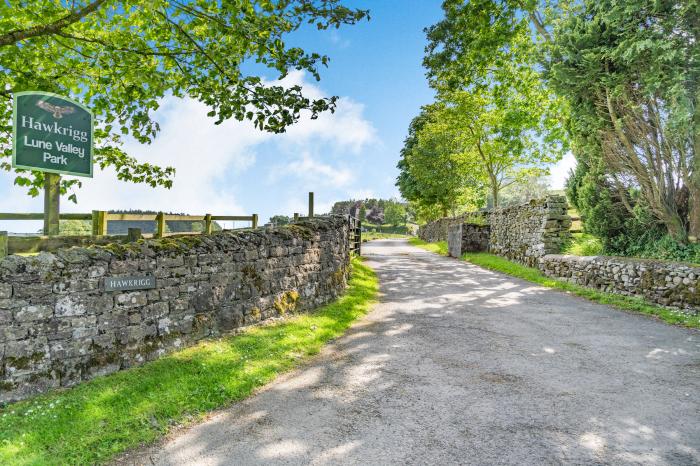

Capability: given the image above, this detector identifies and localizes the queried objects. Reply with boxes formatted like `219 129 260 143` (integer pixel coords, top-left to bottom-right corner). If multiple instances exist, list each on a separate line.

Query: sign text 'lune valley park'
12 91 94 177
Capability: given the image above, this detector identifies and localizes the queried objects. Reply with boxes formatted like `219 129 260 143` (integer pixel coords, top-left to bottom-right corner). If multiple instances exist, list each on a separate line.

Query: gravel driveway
130 239 700 465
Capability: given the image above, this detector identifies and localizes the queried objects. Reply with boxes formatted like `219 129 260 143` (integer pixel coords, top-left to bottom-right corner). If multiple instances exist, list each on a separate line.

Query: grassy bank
563 232 603 256
409 238 700 329
363 232 410 241
408 238 447 255
0 258 378 465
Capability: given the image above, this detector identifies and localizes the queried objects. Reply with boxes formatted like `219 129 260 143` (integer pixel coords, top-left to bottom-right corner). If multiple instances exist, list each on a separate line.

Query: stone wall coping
0 216 347 275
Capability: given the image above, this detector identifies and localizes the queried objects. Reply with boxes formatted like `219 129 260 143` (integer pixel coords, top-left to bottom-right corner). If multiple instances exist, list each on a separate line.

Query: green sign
12 91 93 177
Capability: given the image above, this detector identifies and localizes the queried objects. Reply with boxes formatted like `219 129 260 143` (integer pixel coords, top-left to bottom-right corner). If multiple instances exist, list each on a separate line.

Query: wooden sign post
44 173 61 236
12 91 94 236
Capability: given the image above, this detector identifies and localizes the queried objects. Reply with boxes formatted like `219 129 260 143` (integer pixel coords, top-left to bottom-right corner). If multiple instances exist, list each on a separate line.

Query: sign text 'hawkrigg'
12 91 93 177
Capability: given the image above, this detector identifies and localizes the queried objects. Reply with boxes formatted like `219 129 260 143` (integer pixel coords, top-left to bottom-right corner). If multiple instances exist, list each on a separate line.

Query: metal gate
348 216 362 256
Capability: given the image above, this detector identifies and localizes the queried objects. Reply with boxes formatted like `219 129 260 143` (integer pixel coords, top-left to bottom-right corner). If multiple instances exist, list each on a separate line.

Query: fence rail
0 211 258 258
0 191 339 258
0 213 92 221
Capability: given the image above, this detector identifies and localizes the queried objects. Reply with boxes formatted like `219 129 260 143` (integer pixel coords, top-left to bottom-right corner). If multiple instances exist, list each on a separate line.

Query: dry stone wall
489 196 571 267
0 217 351 403
448 224 490 257
418 216 462 243
418 212 490 243
420 195 571 267
420 195 699 314
540 255 700 312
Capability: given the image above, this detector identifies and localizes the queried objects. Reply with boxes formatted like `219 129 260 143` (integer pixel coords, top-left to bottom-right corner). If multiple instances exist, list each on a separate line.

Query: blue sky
0 1 573 232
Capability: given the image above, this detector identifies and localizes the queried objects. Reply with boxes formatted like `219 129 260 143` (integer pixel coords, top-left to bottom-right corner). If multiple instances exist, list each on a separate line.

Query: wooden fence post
0 232 7 259
204 214 213 234
156 212 166 238
252 214 259 229
127 228 142 242
44 173 61 236
91 210 108 236
308 192 314 218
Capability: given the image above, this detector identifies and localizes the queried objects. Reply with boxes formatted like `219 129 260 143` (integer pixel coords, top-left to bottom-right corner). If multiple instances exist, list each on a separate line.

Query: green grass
408 237 448 255
409 238 699 329
564 232 603 256
0 258 378 466
363 232 410 241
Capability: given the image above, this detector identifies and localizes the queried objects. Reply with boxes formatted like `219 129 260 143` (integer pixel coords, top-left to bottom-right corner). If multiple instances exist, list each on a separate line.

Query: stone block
13 283 53 299
142 302 169 319
14 304 53 322
0 283 12 299
115 291 148 308
159 286 180 300
157 256 184 268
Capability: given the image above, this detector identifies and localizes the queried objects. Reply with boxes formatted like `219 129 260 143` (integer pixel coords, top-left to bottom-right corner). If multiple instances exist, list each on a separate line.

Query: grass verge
409 238 699 329
0 257 378 465
408 237 448 255
363 232 410 241
563 232 603 256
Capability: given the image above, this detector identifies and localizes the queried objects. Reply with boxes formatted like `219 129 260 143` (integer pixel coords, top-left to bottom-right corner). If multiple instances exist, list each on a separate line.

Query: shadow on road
132 239 700 465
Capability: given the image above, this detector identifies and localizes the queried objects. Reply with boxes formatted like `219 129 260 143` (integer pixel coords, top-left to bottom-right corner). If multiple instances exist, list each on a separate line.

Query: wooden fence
0 211 258 258
0 192 361 258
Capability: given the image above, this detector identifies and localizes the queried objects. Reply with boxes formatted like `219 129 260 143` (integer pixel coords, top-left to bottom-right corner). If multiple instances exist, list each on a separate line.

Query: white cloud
268 152 354 187
548 152 576 190
0 71 376 232
276 195 333 219
73 97 266 215
346 189 376 200
329 30 351 49
277 72 377 153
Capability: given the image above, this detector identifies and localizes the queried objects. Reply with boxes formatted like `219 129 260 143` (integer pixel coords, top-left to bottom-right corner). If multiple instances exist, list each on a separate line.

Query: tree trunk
691 86 700 242
689 185 700 242
662 209 689 244
491 183 499 209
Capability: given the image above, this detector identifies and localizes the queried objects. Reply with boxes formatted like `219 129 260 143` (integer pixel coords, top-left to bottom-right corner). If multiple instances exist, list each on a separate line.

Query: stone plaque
104 275 156 291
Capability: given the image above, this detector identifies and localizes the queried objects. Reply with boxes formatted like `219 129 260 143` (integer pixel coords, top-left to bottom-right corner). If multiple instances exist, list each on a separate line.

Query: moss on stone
330 266 347 287
242 265 264 292
97 238 147 259
274 290 300 315
5 356 30 369
284 224 315 240
0 380 16 391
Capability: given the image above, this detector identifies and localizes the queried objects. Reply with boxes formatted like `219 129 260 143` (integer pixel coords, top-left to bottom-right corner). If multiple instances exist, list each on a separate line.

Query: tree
330 200 354 216
365 206 384 225
383 201 406 226
498 175 550 207
0 1 368 201
400 0 566 214
548 0 699 243
425 88 561 208
358 204 367 222
397 105 485 216
422 0 698 244
269 215 291 226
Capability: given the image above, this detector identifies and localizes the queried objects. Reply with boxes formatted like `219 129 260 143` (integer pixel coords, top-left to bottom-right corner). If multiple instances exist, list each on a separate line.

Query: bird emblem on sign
36 100 76 119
